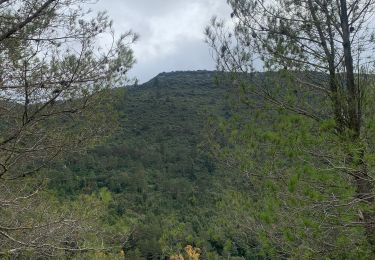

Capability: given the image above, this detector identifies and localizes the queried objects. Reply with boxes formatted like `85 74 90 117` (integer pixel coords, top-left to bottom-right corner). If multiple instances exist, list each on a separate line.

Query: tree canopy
0 0 136 257
206 0 375 257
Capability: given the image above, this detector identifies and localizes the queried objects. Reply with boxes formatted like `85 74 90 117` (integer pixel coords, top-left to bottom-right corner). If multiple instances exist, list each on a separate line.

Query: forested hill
122 70 228 146
46 70 260 258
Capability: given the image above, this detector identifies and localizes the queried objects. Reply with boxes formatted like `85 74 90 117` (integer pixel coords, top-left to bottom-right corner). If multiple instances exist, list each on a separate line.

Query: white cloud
92 0 232 82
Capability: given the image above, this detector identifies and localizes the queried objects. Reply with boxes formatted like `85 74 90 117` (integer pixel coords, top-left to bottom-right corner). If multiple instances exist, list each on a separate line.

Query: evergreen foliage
45 71 268 259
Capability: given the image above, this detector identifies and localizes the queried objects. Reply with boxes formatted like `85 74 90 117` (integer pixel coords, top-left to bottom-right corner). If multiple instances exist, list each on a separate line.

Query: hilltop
45 71 261 258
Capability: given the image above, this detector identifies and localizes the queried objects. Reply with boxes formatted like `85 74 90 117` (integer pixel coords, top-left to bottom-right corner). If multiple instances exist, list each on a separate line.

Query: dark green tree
206 0 375 257
0 0 136 256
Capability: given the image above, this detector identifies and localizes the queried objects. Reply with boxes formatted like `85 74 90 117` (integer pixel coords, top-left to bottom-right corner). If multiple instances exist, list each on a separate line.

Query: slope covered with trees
3 0 375 258
0 0 136 257
206 0 375 258
46 68 375 259
45 70 269 259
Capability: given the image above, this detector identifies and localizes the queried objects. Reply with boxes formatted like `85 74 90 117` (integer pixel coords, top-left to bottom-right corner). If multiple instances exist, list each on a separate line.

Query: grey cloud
128 38 217 83
93 0 231 82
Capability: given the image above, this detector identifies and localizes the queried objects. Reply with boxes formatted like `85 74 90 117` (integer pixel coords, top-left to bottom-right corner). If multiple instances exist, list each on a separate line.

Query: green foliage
44 71 264 258
0 1 137 256
41 69 375 259
206 72 375 258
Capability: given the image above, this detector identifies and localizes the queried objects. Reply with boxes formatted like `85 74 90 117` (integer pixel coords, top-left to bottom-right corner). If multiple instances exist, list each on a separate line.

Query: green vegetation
2 0 375 259
31 69 375 259
0 0 136 257
205 0 375 258
45 70 265 259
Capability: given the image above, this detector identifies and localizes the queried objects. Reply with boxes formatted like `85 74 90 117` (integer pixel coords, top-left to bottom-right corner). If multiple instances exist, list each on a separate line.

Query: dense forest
43 70 262 259
2 0 375 259
41 69 375 259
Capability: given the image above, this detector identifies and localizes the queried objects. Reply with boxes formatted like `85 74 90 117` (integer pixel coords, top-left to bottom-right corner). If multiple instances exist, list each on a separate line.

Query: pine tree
206 0 375 256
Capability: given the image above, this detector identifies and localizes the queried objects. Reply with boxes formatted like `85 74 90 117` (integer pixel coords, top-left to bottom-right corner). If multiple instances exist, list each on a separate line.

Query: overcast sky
92 0 231 83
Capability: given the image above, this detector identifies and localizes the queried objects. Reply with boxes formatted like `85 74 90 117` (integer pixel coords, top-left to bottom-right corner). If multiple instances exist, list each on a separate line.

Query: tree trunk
340 0 375 250
340 0 360 136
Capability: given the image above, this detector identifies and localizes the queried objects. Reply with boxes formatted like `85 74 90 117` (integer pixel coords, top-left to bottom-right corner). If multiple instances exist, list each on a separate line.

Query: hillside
45 71 261 259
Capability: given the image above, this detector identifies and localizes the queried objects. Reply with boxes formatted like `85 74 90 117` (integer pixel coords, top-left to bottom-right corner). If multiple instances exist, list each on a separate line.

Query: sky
92 0 232 83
